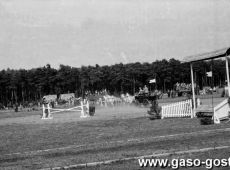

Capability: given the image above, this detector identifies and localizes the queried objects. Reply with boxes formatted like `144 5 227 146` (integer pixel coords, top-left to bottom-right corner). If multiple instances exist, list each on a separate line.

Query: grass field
0 97 230 169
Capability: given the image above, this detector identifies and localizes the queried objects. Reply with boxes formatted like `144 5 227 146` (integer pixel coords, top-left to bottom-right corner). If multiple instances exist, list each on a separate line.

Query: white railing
161 99 192 119
42 100 89 119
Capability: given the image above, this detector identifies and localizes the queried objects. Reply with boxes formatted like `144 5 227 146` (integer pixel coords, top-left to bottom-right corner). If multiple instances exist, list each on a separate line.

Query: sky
0 0 230 69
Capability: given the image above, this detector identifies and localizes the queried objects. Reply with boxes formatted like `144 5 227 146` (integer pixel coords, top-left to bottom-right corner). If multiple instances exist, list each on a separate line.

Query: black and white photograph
1 0 230 169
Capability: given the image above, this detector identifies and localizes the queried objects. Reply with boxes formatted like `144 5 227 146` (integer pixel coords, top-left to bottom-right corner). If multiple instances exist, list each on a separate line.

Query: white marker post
190 63 196 118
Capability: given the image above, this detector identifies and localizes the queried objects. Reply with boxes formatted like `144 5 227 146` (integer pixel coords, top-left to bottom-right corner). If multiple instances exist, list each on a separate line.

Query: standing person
15 103 18 112
170 90 173 98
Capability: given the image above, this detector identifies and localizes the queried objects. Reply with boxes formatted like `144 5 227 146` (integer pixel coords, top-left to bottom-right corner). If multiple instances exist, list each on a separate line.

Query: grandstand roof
182 47 230 63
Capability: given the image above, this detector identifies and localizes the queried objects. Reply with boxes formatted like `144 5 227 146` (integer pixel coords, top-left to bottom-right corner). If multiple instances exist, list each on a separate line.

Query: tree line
0 58 227 106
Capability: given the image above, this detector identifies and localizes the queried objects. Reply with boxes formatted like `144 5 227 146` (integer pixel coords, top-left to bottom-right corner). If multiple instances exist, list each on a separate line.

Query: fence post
182 101 184 117
187 100 190 116
185 100 188 117
179 102 181 117
80 101 85 118
173 103 176 117
174 103 176 117
178 102 180 117
181 101 184 117
168 105 170 118
168 104 171 118
42 104 45 118
86 100 89 114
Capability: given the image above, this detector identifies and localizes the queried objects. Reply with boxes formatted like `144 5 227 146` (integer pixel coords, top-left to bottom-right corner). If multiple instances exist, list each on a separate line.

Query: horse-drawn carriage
134 92 159 106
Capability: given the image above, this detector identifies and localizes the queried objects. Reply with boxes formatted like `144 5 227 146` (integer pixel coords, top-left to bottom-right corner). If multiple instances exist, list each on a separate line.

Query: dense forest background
0 58 227 105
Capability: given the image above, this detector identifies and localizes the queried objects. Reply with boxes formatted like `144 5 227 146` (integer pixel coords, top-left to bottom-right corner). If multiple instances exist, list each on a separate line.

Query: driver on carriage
143 85 149 94
138 87 144 94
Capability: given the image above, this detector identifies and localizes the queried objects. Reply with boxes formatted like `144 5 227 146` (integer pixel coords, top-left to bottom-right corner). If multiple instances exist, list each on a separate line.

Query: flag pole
211 59 214 114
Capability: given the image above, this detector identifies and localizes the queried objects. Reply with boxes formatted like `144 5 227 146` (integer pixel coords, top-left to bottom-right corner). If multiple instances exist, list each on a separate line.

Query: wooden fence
161 99 192 118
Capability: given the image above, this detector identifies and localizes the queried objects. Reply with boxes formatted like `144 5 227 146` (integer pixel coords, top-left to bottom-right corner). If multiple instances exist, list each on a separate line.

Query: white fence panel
161 99 192 119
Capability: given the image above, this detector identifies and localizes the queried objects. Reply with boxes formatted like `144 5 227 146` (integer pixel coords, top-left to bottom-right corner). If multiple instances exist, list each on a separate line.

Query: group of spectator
84 89 109 97
175 82 192 91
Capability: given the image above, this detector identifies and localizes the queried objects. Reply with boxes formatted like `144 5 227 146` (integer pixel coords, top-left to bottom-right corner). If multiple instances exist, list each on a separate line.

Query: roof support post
190 63 196 118
225 56 230 97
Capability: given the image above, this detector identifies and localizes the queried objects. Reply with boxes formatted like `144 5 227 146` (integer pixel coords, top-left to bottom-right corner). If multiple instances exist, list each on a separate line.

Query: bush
89 106 95 116
200 117 213 125
147 100 161 120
